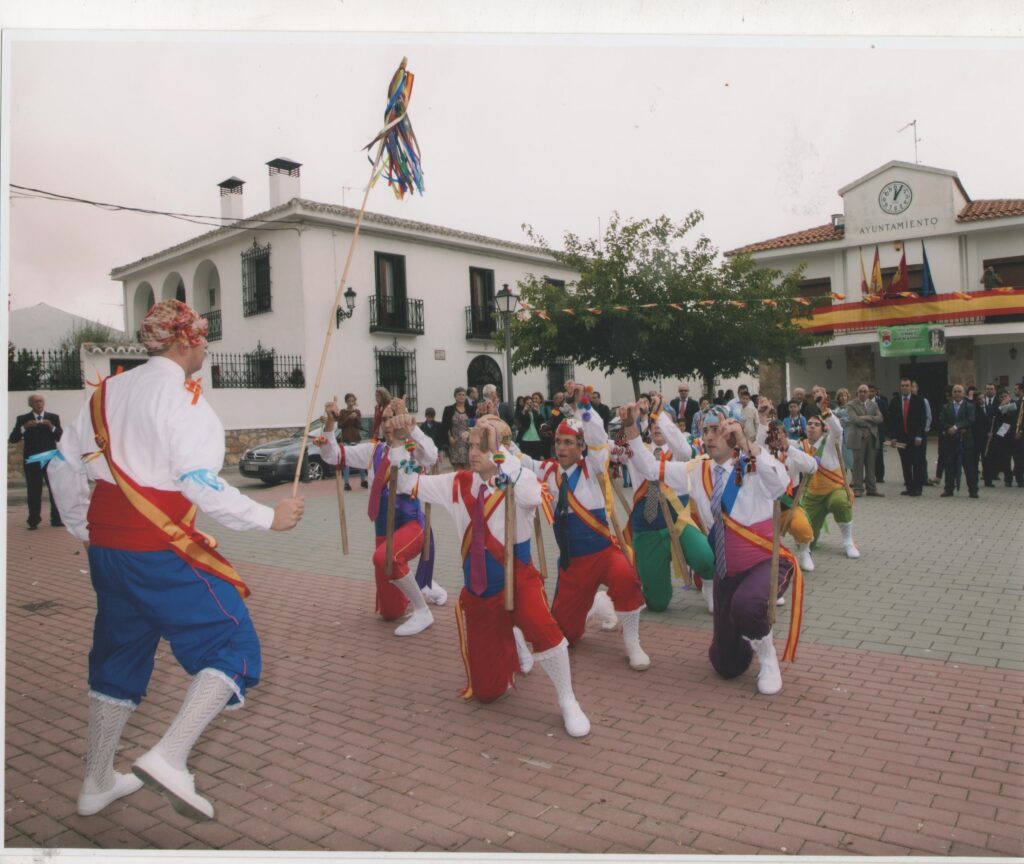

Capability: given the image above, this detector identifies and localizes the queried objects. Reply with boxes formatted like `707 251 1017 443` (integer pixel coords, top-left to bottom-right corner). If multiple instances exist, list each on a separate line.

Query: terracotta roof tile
727 223 843 256
957 199 1024 222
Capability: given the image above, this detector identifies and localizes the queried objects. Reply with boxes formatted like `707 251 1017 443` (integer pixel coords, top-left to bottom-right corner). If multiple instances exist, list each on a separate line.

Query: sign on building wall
878 324 945 357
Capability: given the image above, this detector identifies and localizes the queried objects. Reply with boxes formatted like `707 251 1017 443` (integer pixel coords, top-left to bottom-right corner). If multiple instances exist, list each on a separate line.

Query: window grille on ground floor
374 345 417 412
8 349 83 390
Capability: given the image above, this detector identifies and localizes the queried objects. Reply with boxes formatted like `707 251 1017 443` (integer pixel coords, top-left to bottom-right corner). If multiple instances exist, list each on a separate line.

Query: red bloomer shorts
551 545 644 645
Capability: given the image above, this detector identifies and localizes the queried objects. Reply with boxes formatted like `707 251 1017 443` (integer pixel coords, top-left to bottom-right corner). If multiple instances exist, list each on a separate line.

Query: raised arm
654 414 693 461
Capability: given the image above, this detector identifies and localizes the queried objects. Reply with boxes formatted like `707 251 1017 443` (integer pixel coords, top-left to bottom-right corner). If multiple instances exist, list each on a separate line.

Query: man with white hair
48 299 305 821
481 382 515 428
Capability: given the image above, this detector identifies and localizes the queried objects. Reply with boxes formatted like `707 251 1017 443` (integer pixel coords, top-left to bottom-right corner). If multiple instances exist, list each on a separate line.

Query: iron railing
241 239 272 317
465 305 497 339
368 295 424 335
8 348 83 390
201 309 223 341
209 343 304 389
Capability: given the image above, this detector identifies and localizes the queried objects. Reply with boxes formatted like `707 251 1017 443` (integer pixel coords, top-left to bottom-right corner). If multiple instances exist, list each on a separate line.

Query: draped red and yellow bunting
511 287 1023 335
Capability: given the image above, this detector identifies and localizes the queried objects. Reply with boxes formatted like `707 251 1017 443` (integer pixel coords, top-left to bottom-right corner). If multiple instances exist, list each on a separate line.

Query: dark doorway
900 360 948 435
467 355 503 400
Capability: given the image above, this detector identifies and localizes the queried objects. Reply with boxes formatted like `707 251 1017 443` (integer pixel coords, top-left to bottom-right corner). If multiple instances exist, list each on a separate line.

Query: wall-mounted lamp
1011 346 1019 361
336 286 357 329
825 357 833 370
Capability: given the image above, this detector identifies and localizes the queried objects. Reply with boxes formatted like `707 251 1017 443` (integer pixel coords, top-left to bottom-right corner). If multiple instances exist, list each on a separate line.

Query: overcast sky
5 12 1024 332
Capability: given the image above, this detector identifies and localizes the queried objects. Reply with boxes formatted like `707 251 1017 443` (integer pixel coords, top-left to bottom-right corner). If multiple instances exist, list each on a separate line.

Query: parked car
239 419 342 485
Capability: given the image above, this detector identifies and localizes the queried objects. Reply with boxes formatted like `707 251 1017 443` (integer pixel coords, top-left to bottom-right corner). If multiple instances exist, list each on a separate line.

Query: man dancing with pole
392 413 591 737
47 300 305 821
319 396 443 636
621 404 800 695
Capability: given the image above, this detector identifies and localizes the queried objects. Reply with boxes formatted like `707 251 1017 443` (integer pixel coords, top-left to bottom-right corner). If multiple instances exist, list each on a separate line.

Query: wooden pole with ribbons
334 470 350 555
768 499 781 628
290 57 422 499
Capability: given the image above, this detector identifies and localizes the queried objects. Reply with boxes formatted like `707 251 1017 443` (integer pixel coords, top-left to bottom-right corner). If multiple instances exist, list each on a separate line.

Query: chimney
267 157 302 208
218 176 245 223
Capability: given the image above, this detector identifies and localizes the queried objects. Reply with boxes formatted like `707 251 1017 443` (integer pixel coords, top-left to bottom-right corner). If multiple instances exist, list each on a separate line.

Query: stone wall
756 359 786 405
7 426 299 481
946 337 976 388
844 344 876 390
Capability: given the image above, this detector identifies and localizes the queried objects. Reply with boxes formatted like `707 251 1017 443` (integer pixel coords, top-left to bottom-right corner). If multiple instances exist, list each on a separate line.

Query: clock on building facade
878 181 913 215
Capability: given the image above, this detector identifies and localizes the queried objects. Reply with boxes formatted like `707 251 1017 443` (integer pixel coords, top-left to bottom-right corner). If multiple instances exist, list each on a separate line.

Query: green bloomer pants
632 524 715 612
803 488 852 544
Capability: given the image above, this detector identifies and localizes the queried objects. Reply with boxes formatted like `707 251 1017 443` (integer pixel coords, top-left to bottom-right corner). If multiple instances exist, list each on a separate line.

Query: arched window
467 355 503 400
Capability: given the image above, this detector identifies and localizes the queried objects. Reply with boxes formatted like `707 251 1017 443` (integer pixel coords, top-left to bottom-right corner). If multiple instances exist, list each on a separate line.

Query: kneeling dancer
514 384 650 670
393 414 590 737
321 397 442 636
47 300 304 820
798 395 859 560
621 404 802 695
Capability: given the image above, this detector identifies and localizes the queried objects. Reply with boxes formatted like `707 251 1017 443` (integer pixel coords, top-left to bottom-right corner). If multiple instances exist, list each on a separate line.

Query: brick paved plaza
5 450 1023 856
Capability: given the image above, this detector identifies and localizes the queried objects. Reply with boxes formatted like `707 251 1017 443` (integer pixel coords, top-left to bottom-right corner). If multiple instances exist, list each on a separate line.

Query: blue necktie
711 464 727 579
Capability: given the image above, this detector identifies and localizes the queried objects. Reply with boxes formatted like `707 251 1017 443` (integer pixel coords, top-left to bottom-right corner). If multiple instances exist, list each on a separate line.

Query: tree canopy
512 212 828 398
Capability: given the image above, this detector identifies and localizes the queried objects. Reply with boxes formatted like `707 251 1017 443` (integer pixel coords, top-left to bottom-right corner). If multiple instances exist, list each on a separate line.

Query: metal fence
209 344 305 389
8 348 83 390
368 295 425 334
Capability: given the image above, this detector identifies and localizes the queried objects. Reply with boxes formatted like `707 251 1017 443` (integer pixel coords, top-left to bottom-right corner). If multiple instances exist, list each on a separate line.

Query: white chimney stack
217 176 245 223
267 157 302 208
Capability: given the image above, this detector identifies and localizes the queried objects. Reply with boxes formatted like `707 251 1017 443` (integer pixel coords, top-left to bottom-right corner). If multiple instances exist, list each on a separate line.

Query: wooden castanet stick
503 482 516 612
334 469 350 555
421 503 431 561
768 499 781 628
383 468 399 576
658 491 691 587
533 511 549 584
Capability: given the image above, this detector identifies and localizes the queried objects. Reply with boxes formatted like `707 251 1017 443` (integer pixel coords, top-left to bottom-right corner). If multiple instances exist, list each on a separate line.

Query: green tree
513 212 826 399
57 321 128 353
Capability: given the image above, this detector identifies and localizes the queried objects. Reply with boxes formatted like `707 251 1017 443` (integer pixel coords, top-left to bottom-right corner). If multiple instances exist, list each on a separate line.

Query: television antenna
897 120 921 164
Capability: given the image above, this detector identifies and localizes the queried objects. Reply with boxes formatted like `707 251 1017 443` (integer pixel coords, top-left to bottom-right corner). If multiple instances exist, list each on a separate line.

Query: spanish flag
870 246 884 297
886 248 909 298
859 250 870 297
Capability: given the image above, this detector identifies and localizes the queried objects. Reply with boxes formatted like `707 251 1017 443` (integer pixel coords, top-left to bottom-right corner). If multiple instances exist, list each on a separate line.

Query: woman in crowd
834 387 855 476
516 392 546 460
336 393 368 490
370 387 392 440
441 386 472 470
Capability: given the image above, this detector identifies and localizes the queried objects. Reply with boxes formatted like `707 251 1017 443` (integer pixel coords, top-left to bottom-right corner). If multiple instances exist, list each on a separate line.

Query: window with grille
375 346 417 412
547 358 575 397
242 240 272 316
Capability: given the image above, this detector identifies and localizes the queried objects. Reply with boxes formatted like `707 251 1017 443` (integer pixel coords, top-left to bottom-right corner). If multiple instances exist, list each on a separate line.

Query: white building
730 161 1024 409
111 158 612 452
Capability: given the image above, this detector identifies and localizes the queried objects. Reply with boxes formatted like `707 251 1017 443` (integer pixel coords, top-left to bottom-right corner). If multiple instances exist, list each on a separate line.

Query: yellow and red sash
723 514 803 662
555 468 618 548
89 381 250 597
801 440 846 496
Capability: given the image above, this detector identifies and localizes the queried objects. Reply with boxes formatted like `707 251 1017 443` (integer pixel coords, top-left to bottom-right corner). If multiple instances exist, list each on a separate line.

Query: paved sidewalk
5 452 1024 855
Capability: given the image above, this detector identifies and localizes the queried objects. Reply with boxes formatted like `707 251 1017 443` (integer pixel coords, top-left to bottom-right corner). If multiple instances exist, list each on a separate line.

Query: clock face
879 181 913 215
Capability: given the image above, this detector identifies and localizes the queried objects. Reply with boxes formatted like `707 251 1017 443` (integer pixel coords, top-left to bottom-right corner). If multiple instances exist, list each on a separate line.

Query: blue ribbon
25 449 64 467
179 468 225 491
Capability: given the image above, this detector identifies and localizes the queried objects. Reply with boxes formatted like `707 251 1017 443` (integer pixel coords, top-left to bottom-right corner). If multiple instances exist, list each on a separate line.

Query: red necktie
903 397 909 433
469 485 488 595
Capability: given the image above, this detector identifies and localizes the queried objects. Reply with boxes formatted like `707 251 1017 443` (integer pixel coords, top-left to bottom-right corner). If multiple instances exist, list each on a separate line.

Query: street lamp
336 286 357 329
494 283 520 404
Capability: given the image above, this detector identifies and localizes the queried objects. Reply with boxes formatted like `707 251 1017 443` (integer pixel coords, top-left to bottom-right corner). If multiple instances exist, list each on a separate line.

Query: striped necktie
642 449 663 523
711 464 727 579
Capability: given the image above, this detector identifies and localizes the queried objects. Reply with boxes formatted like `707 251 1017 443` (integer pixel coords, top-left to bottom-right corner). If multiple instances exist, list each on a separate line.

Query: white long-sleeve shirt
798 411 844 472
47 356 274 542
627 437 789 529
318 425 437 481
514 408 610 511
394 450 541 546
652 415 693 461
754 421 818 485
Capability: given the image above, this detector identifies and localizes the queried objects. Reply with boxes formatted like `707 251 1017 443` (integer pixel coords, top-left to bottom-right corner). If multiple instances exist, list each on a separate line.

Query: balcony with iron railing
368 295 424 335
465 305 497 340
201 309 223 341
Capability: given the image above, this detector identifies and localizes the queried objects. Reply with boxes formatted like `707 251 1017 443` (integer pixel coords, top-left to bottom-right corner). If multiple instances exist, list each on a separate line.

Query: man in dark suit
938 385 978 498
869 384 889 482
978 382 1002 487
590 390 612 432
1013 381 1024 488
9 393 63 528
670 384 699 432
887 378 927 496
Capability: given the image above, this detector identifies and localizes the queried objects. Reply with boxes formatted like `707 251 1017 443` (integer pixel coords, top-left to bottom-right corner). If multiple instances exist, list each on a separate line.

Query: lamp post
494 283 520 405
336 286 357 329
